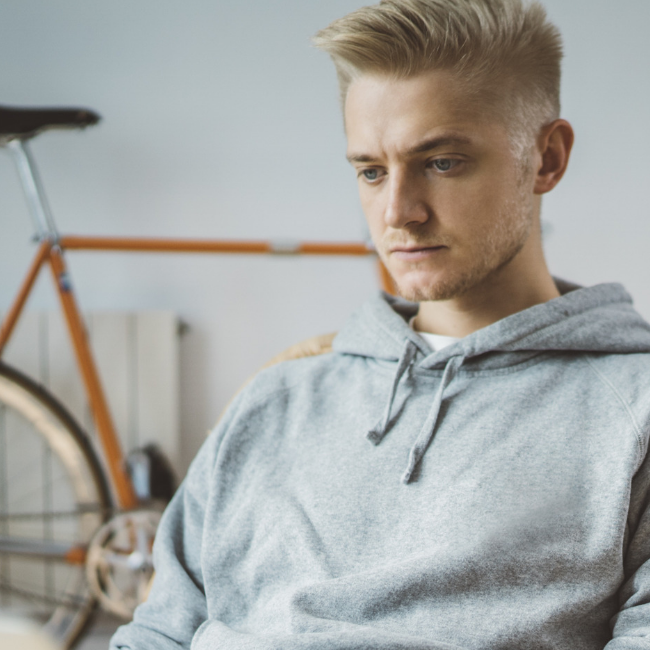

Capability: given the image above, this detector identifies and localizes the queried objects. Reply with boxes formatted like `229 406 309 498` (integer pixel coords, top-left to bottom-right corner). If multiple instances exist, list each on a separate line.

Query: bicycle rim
0 362 112 649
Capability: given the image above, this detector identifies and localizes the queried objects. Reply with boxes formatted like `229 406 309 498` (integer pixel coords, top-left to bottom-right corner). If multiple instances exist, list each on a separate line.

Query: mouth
390 245 444 253
389 245 447 261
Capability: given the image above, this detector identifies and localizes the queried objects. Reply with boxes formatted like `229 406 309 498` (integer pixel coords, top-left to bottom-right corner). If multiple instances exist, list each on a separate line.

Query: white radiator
1 310 181 475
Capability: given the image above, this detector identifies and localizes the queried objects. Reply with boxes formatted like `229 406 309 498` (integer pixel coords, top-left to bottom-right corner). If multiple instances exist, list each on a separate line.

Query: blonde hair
313 0 563 158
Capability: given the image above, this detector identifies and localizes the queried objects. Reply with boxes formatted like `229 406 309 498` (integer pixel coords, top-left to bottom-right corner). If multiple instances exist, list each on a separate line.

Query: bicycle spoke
0 535 86 561
0 364 110 648
0 505 111 521
1 473 79 507
0 577 90 609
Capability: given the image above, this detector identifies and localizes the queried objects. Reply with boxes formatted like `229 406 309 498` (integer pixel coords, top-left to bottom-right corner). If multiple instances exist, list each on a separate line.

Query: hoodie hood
333 281 650 483
334 280 650 363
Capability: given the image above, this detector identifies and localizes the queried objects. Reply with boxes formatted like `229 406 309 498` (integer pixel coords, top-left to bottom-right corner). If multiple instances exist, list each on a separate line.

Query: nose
384 170 429 229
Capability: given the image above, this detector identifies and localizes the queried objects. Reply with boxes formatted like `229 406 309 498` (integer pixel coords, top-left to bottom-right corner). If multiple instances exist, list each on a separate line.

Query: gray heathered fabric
111 282 650 650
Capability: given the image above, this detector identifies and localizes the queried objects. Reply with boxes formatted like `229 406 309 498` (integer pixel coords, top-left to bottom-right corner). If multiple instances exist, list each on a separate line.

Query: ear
533 119 575 195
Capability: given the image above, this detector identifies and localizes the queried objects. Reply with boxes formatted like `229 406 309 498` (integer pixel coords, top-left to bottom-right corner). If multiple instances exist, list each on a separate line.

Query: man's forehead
344 71 500 160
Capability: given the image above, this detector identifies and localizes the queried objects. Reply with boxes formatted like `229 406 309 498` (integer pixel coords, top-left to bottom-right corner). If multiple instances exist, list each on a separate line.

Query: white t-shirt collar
408 317 461 352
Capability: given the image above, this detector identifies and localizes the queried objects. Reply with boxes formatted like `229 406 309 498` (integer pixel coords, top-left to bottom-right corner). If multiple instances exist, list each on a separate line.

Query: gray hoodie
111 281 650 650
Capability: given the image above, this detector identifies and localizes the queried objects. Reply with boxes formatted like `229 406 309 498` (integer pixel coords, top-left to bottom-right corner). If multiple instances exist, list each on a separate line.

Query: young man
111 1 650 648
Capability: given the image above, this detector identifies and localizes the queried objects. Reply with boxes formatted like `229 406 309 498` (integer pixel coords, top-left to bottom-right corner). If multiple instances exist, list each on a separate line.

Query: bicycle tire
0 361 112 649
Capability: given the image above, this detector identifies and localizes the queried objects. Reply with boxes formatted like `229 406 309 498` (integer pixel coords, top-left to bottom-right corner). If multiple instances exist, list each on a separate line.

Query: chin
392 269 481 303
397 283 461 303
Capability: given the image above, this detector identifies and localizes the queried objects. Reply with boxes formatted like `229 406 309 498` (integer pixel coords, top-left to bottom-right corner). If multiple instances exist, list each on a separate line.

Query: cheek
436 178 514 231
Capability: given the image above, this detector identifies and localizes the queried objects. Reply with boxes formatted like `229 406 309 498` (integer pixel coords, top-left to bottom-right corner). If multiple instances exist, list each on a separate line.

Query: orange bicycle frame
0 233 393 511
1 136 395 512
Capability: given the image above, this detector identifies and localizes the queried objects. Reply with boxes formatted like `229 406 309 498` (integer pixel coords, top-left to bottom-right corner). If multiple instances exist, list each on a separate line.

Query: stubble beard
384 191 536 303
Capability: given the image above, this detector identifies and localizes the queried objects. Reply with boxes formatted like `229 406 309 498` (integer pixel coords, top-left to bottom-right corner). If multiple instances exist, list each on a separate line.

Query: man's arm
608 440 650 648
109 410 228 650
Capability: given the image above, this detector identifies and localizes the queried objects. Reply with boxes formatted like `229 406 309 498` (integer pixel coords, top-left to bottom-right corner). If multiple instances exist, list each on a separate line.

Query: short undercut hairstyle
313 0 563 159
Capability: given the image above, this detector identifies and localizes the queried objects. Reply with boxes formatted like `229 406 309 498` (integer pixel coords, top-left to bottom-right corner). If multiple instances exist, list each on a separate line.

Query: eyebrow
346 134 473 164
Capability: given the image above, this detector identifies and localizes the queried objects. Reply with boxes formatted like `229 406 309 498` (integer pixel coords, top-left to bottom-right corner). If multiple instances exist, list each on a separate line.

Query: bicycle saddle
0 104 101 143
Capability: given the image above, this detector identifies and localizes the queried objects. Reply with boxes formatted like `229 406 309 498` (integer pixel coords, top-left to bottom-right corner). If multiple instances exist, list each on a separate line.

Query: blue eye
362 169 380 181
433 159 453 172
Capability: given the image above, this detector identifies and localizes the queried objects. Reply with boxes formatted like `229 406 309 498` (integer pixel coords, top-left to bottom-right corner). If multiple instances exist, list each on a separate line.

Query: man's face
345 70 538 302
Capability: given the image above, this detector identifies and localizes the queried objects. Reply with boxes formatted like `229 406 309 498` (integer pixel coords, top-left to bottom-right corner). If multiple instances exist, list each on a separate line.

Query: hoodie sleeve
109 405 231 650
607 442 650 648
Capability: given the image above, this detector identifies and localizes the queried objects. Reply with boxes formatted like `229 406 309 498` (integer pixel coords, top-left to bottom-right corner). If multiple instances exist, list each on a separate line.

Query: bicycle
0 104 392 648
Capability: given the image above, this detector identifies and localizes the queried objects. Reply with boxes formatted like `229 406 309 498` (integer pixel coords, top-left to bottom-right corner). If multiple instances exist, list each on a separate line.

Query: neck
413 228 559 338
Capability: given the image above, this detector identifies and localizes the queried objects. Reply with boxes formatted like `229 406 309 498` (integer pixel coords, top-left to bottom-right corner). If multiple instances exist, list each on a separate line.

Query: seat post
8 139 59 241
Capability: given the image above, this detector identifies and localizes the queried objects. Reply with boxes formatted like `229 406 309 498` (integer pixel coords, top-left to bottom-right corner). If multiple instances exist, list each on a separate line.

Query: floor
76 612 123 650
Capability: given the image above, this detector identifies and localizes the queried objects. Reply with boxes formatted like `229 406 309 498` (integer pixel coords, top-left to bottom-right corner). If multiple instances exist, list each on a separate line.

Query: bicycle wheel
0 361 112 649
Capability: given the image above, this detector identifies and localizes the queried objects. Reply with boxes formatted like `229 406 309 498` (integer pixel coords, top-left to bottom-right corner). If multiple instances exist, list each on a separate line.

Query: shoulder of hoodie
581 349 650 448
187 352 351 484
182 352 351 486
206 350 348 434
239 349 349 406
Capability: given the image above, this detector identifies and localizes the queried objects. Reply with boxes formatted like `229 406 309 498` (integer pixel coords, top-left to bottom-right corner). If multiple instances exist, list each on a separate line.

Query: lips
388 244 447 262
390 245 443 253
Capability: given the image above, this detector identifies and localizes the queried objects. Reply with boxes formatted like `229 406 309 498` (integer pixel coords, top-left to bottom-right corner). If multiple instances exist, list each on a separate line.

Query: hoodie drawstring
366 339 418 445
402 354 465 484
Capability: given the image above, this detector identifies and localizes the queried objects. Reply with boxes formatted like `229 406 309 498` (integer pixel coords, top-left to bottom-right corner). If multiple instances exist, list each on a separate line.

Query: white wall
1 0 649 474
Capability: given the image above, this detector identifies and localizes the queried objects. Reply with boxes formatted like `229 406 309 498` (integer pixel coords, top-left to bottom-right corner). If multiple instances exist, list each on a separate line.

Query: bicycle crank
85 509 162 619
